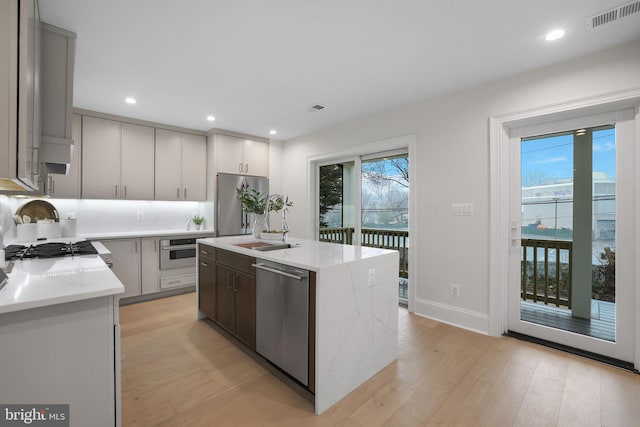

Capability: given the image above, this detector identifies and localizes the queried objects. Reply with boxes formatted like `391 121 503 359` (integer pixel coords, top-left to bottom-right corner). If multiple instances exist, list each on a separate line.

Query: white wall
279 40 640 332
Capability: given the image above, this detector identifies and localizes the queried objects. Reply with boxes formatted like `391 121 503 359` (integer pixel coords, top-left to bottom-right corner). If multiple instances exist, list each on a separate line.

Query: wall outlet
368 268 376 287
136 211 144 221
451 283 460 297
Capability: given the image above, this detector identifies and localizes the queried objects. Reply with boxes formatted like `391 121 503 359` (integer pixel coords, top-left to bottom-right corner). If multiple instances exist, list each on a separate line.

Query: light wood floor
120 293 640 426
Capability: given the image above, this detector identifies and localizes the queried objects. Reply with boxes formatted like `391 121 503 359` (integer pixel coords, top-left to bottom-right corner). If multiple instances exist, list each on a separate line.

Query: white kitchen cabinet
0 296 120 427
155 128 206 201
82 115 154 199
141 237 160 294
48 113 81 197
242 138 269 176
81 116 120 198
214 133 269 177
101 238 141 298
121 122 155 199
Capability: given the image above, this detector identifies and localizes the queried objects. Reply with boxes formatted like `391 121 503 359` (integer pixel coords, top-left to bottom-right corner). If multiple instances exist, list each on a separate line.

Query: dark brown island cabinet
197 245 217 320
198 244 256 350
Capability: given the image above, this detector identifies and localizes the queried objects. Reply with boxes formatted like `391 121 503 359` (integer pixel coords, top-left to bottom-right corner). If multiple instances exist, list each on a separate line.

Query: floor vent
586 0 640 29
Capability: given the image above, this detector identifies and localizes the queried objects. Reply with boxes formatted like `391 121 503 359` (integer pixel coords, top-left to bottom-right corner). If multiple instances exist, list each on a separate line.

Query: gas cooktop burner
4 241 98 261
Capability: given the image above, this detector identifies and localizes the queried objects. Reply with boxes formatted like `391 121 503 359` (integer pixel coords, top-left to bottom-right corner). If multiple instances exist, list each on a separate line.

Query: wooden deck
520 299 615 342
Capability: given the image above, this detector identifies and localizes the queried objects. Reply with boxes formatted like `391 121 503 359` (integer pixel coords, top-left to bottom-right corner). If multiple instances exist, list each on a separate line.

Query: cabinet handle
227 272 234 290
134 241 138 253
115 185 118 198
245 163 248 174
51 177 55 195
201 250 208 256
239 163 243 174
200 262 208 267
184 188 187 199
177 188 180 199
124 185 127 199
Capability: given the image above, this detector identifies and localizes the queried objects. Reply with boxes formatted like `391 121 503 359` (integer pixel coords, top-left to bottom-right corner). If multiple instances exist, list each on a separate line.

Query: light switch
452 203 473 216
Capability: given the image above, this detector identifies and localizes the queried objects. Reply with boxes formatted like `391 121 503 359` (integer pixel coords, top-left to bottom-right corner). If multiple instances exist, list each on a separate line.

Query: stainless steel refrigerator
216 173 269 236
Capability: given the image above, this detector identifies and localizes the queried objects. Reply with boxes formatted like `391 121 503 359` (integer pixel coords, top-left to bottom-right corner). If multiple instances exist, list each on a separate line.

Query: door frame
307 134 417 312
488 88 640 367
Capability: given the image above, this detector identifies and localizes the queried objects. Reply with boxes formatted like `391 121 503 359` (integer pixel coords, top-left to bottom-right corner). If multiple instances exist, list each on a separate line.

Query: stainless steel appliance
3 240 113 268
159 236 200 270
254 259 309 386
216 173 268 236
4 240 99 260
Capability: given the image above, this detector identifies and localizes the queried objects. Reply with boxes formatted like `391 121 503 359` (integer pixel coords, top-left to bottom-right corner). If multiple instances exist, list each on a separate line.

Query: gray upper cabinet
155 129 206 201
121 123 155 200
40 23 75 145
82 116 155 200
0 0 41 192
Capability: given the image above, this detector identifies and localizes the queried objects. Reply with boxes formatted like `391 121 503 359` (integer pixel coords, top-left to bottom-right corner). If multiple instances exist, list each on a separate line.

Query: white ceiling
39 0 640 140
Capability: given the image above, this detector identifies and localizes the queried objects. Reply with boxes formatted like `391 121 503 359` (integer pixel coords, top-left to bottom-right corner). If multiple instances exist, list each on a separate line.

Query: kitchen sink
252 243 292 251
232 241 293 251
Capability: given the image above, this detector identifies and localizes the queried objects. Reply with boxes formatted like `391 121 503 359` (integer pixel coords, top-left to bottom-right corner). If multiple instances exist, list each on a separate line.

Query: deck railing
318 227 409 278
521 238 572 308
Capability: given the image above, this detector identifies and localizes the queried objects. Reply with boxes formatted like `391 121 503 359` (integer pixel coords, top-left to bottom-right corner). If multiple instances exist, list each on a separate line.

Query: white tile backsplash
1 196 213 244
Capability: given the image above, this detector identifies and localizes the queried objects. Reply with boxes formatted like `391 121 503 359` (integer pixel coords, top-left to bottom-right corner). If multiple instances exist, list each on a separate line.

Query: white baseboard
414 298 489 335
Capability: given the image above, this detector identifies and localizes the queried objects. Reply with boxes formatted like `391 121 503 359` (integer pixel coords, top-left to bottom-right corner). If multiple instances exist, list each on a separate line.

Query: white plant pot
252 214 267 238
260 232 284 241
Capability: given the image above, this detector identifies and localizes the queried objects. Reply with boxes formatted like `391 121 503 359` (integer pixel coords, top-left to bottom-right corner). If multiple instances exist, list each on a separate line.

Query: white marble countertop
197 235 397 272
0 255 124 314
82 229 214 240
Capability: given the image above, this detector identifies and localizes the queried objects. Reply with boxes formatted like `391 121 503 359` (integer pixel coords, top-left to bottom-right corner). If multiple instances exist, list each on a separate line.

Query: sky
521 128 616 185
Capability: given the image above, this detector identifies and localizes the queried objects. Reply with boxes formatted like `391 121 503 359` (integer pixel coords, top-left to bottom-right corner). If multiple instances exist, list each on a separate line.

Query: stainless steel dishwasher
254 259 309 386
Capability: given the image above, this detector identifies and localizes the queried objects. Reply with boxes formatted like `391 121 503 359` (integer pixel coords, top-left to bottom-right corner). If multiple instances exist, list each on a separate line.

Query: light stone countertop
0 255 124 314
197 235 397 272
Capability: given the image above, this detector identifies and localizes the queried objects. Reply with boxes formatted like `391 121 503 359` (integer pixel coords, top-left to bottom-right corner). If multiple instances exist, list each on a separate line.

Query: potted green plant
236 189 293 238
237 188 269 237
236 188 267 214
192 215 205 230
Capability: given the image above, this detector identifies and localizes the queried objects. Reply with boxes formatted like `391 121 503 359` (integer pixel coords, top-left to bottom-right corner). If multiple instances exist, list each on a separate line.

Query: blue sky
521 128 616 185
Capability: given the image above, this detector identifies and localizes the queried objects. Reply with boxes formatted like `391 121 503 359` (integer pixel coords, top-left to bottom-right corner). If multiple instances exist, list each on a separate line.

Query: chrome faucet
265 193 290 243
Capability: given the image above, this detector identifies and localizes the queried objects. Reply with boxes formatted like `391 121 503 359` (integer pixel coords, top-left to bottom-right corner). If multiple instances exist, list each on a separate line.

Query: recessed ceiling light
206 115 215 122
269 130 277 135
545 29 565 41
125 97 137 104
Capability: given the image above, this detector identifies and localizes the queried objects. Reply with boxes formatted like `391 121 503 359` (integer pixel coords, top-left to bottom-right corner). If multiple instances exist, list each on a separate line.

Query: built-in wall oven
160 236 202 270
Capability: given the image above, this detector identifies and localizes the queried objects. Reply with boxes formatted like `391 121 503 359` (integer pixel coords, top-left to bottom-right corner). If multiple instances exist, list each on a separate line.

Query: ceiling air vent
586 1 640 29
307 104 325 112
620 0 640 17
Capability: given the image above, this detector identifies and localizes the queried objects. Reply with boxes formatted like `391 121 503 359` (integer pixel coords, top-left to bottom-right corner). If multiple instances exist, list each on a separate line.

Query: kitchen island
196 235 399 415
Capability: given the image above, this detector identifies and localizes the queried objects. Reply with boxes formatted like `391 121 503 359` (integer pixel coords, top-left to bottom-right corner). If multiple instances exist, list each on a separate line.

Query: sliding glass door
317 160 357 245
316 151 409 304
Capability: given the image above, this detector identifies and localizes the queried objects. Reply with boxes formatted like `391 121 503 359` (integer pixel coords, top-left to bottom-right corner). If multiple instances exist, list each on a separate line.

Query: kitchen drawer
160 273 195 290
215 249 255 275
198 244 215 261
